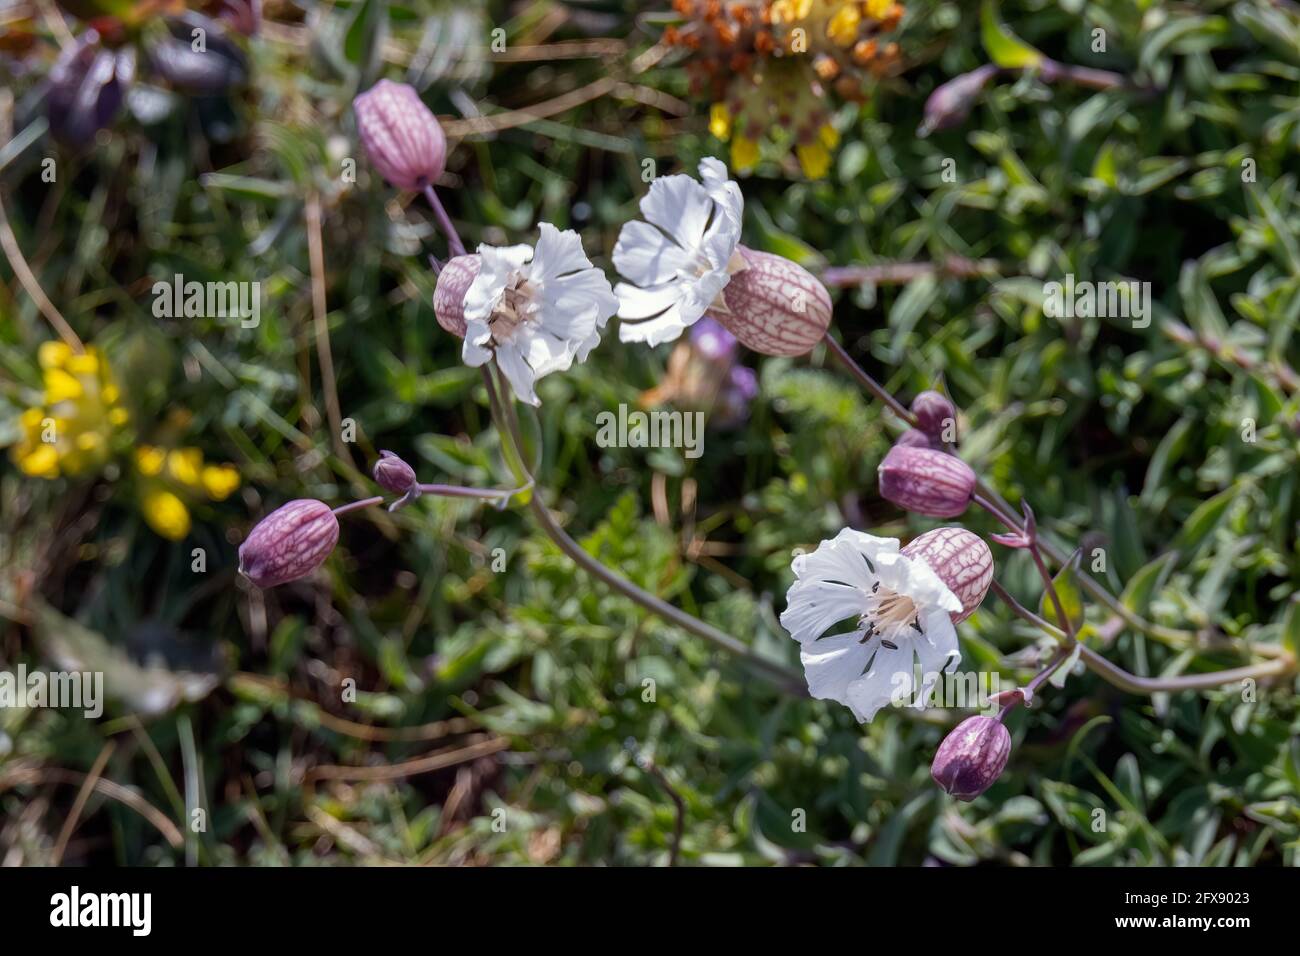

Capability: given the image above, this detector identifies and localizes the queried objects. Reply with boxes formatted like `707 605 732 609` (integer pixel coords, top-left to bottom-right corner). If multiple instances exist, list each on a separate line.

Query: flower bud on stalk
709 246 832 357
930 715 1011 801
353 79 447 191
373 451 418 495
901 526 993 623
910 390 956 442
432 254 481 337
238 499 339 588
917 64 1000 138
878 445 976 518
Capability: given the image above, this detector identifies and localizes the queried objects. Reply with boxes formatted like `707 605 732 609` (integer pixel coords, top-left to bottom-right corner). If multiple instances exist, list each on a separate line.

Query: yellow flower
827 4 861 46
38 340 71 370
709 102 732 141
142 488 191 541
771 0 813 23
731 135 761 172
136 446 166 476
864 0 893 18
43 367 84 404
201 464 240 501
17 444 60 478
797 141 832 178
819 123 841 149
65 352 100 376
166 447 204 487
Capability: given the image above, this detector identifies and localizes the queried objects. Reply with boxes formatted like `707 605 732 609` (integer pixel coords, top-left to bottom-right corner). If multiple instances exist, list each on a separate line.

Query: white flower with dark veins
613 157 745 347
461 223 618 406
780 529 964 723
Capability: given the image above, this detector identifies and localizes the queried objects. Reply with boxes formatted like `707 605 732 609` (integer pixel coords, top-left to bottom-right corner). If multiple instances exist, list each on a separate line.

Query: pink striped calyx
930 715 1011 801
433 254 481 337
708 245 831 357
238 499 339 589
911 390 957 442
901 526 993 623
353 79 447 191
878 445 976 519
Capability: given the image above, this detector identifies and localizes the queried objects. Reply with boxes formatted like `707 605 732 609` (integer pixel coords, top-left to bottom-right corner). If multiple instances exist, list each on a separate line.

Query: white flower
613 157 744 347
462 223 618 406
780 529 964 723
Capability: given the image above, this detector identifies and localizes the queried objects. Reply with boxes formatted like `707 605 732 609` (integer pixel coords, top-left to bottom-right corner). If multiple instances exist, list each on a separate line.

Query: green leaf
981 0 1043 69
1121 552 1179 616
1174 485 1241 554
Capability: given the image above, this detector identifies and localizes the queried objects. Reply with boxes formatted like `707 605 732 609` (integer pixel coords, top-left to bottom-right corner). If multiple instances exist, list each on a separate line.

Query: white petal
464 243 531 322
613 220 694 286
800 632 875 709
617 300 690 346
848 641 911 723
781 579 871 644
898 554 963 614
530 222 591 280
615 281 681 321
698 156 743 230
640 173 712 251
496 344 539 406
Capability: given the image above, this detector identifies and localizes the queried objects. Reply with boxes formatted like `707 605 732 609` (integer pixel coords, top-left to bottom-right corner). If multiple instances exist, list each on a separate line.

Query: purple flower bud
47 31 134 147
878 445 976 519
931 715 1011 801
901 526 993 623
238 499 339 588
711 246 832 357
353 79 447 191
911 390 957 442
373 450 417 495
147 14 247 94
894 428 939 450
433 254 481 337
917 64 1000 138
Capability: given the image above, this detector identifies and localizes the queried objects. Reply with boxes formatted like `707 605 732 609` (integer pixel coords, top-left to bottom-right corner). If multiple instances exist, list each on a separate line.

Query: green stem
482 366 807 696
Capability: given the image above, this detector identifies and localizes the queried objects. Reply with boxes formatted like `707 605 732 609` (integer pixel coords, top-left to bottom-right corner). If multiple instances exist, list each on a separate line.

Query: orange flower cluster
663 0 905 176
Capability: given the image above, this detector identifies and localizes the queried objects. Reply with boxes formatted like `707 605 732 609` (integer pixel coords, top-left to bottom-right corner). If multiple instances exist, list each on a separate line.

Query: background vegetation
2 0 1299 866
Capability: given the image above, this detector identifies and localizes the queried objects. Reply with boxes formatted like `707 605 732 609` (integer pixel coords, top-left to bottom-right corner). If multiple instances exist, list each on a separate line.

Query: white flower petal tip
613 157 743 346
779 529 966 724
457 224 617 406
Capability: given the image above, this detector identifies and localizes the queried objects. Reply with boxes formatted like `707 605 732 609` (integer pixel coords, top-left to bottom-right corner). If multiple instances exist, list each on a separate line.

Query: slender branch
821 332 915 425
0 190 84 352
332 496 384 517
989 579 1292 694
422 185 466 258
482 366 807 696
975 494 1074 640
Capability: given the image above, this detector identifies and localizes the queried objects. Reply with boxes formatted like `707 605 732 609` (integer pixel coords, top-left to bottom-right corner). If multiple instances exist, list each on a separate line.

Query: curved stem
332 496 384 516
975 494 1074 640
415 481 533 500
482 366 807 696
821 332 915 426
422 185 466 258
989 579 1292 694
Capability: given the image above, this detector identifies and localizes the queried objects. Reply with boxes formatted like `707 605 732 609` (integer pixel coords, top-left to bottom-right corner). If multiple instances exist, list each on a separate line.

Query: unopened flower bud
373 450 417 495
238 499 339 588
353 79 447 191
878 445 975 518
911 390 956 442
894 428 939 450
433 254 481 337
931 715 1011 801
711 246 832 357
901 526 993 622
917 64 999 138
